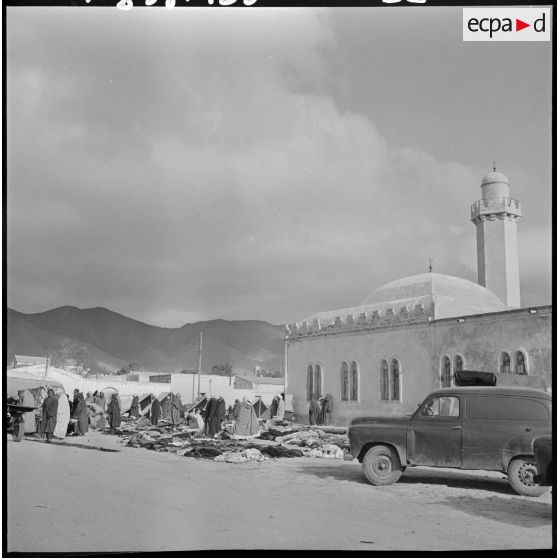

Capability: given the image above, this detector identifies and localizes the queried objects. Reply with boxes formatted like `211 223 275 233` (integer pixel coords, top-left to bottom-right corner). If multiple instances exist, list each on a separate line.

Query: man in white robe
54 392 70 439
276 393 285 420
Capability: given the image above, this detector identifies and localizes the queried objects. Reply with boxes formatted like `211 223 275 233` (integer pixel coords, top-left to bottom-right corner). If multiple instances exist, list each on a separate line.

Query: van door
407 395 462 467
462 395 551 470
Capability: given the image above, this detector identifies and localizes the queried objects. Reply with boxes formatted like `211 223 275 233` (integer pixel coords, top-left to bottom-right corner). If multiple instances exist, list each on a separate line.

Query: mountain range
6 306 286 375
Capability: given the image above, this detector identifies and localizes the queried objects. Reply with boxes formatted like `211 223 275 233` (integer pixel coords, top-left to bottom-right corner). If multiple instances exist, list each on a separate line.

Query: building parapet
285 301 435 338
470 197 521 221
285 304 551 339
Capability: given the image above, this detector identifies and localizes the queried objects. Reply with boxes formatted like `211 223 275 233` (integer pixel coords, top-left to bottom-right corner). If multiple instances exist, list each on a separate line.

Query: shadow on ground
440 495 553 528
294 461 371 485
295 461 526 496
397 468 515 495
20 437 120 452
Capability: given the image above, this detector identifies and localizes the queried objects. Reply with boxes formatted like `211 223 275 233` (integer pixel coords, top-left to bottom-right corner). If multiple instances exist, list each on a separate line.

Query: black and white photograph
4 0 554 552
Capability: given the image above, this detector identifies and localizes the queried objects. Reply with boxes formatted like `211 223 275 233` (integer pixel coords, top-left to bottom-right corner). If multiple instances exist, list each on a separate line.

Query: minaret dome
481 171 510 199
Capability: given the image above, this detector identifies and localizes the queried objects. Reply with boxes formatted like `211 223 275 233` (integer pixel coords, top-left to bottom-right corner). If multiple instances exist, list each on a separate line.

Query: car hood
350 415 413 426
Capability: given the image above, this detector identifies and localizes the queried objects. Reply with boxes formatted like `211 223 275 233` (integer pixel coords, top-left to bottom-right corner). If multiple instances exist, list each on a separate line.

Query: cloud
7 7 551 326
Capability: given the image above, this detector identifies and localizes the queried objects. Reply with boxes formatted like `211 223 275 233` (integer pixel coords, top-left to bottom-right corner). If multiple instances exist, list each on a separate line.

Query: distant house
64 359 79 368
13 355 48 368
127 370 170 382
234 375 285 392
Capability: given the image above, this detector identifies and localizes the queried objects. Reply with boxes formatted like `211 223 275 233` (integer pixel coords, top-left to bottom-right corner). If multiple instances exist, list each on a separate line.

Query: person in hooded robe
71 389 81 416
89 402 107 429
324 393 334 425
316 395 325 425
276 392 285 420
39 389 58 443
150 394 161 426
171 393 182 426
161 395 171 420
232 399 241 421
269 395 279 419
192 408 204 432
75 392 89 435
129 394 140 419
203 397 217 435
207 396 226 436
107 393 121 430
308 393 319 426
85 392 94 405
34 388 47 432
53 391 70 439
18 389 36 434
232 397 261 439
97 392 107 412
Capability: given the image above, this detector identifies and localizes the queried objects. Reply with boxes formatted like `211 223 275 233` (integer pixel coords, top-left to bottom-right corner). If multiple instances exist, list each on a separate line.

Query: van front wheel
362 445 402 486
507 457 548 497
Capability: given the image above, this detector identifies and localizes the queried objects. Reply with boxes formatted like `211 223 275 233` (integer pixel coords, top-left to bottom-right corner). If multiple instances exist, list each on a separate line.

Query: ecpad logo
463 8 550 42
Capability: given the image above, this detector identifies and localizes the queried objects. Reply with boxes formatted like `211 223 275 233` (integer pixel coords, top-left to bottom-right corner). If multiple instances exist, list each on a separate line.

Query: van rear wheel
507 457 548 497
362 445 402 486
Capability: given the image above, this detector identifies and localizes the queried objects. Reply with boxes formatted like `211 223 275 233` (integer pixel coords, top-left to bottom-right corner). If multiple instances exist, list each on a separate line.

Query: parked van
345 386 551 496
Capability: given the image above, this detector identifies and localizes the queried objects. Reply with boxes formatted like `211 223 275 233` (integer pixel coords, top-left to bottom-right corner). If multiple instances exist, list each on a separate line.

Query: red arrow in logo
516 19 530 31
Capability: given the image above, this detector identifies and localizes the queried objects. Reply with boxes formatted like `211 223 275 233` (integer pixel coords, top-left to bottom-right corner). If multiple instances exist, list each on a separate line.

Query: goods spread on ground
104 417 349 463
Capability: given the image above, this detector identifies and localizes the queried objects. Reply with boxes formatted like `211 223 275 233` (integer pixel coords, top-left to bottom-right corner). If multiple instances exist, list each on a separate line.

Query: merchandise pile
105 416 349 463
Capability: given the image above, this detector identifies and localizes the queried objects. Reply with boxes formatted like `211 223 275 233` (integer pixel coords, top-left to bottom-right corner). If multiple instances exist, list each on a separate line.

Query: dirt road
6 433 554 551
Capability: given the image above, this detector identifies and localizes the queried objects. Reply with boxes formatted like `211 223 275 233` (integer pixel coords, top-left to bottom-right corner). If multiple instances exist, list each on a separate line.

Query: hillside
6 307 285 375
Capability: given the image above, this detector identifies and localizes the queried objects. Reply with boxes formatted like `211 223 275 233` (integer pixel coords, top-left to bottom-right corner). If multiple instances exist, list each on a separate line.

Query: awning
252 396 267 418
6 376 64 399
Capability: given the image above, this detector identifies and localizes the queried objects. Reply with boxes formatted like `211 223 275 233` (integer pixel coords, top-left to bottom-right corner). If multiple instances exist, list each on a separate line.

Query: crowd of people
15 388 293 442
15 387 144 442
183 392 288 439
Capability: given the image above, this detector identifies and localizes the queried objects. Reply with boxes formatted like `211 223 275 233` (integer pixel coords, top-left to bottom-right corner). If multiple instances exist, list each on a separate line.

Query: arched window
306 365 314 401
380 359 389 400
350 361 359 401
441 356 452 387
501 352 511 374
391 359 400 401
341 361 349 401
515 351 526 375
315 364 323 397
454 354 464 373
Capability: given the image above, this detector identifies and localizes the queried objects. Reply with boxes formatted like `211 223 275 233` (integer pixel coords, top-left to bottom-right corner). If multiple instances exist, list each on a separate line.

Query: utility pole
45 352 49 378
197 331 203 398
283 338 288 391
191 366 195 405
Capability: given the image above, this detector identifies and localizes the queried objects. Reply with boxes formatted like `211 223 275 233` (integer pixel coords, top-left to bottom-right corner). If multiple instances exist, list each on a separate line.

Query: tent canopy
6 376 64 399
252 396 267 418
185 396 208 413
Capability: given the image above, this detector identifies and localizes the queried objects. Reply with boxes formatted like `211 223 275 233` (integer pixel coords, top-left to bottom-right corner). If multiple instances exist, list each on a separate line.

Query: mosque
284 169 552 426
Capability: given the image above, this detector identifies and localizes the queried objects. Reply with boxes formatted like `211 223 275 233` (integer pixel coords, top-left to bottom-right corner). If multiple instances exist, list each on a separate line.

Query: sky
6 5 553 328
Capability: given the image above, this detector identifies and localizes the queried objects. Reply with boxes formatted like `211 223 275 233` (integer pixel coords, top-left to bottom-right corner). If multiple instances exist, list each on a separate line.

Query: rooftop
301 273 506 326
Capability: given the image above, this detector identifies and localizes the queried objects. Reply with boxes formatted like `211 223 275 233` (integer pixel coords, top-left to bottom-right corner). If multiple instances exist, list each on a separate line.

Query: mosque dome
302 273 507 326
360 272 506 316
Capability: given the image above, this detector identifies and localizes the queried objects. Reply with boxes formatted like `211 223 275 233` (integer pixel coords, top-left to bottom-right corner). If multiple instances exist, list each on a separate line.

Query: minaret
470 167 521 308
